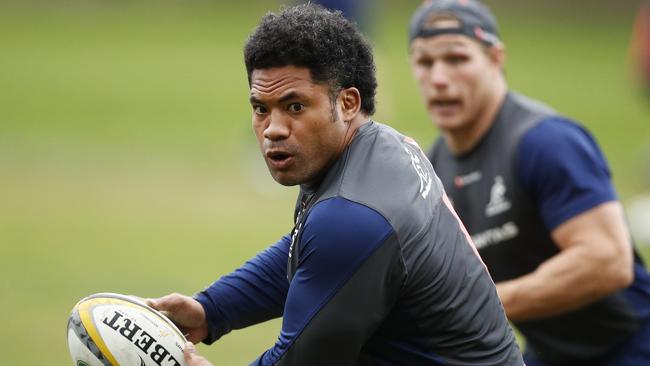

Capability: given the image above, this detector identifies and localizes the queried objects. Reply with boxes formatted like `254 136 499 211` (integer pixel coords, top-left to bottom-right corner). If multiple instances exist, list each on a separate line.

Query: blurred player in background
627 0 650 276
407 1 650 365
148 4 524 366
298 0 371 32
630 0 650 96
309 0 365 23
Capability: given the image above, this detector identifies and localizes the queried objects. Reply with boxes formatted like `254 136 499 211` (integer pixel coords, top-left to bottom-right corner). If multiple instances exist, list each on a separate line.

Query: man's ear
488 42 506 71
338 87 362 122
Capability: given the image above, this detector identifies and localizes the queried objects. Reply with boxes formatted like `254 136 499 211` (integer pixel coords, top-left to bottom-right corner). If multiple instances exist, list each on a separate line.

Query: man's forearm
496 243 630 322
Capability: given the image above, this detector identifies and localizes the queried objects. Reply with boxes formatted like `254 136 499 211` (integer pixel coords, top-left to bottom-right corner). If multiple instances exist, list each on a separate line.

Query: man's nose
430 63 450 89
263 111 290 141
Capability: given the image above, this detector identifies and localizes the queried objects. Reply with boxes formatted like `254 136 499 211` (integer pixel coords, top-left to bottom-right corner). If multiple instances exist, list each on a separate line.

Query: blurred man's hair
244 4 377 115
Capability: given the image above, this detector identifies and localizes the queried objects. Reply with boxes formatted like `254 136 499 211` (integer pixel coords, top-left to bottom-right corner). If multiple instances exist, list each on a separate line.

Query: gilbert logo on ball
67 293 188 366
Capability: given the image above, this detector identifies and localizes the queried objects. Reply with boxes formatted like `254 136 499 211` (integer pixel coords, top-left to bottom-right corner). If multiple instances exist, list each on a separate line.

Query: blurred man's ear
488 42 506 70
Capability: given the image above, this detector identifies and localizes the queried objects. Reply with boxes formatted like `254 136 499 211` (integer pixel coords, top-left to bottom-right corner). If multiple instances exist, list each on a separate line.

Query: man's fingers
183 341 197 363
145 295 186 327
146 294 203 322
144 297 162 309
185 330 206 345
145 293 207 343
146 293 185 311
183 342 213 366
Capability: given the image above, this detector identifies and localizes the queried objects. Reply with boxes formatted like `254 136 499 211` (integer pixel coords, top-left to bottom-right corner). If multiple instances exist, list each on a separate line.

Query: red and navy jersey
196 121 523 366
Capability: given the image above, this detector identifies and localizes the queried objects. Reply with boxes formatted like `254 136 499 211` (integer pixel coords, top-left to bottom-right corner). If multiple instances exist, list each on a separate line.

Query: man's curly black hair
244 4 377 115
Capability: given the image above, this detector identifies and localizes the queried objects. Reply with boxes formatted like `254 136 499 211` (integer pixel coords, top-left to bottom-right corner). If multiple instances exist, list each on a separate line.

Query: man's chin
269 171 300 187
432 117 462 132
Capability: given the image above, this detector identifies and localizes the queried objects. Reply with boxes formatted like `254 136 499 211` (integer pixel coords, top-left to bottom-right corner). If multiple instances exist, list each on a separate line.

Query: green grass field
1 1 649 364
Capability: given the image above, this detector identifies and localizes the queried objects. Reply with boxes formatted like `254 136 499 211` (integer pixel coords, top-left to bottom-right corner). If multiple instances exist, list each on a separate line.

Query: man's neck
444 85 507 155
347 114 369 140
301 114 370 192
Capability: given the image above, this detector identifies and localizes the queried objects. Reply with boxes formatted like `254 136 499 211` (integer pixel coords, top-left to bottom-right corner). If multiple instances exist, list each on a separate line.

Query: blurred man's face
410 34 502 133
250 66 349 186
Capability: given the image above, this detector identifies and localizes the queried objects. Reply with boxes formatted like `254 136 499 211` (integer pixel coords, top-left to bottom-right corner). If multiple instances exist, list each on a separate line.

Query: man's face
250 66 349 186
409 34 502 132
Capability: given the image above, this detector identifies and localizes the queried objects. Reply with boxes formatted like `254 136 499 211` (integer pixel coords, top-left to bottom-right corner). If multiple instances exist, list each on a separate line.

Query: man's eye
288 103 304 113
253 105 267 114
446 55 467 65
417 58 433 68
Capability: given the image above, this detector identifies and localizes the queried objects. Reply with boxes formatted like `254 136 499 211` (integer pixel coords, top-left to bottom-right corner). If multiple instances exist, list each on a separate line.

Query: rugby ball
67 292 188 366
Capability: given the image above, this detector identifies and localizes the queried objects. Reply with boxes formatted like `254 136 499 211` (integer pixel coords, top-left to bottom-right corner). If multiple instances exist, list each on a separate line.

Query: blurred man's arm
497 201 633 322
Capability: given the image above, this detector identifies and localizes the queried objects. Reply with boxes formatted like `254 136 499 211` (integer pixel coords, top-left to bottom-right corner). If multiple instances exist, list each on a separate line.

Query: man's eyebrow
278 92 301 103
442 42 472 50
412 45 472 59
250 91 303 105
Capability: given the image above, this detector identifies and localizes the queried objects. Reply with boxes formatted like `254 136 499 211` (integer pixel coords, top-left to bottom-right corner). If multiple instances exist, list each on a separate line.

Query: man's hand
184 342 215 366
146 293 209 344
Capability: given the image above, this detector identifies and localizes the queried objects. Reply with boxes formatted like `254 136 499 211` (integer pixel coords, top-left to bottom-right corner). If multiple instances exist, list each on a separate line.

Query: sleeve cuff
194 291 232 345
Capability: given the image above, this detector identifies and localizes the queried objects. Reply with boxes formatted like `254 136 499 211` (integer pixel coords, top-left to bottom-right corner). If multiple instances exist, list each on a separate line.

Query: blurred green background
1 0 649 364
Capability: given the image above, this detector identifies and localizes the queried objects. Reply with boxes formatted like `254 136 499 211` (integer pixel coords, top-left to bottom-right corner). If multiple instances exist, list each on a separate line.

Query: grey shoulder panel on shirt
317 121 446 243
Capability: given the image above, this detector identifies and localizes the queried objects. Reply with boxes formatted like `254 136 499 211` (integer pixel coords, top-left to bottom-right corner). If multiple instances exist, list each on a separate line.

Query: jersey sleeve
253 197 401 366
516 117 617 230
194 235 291 344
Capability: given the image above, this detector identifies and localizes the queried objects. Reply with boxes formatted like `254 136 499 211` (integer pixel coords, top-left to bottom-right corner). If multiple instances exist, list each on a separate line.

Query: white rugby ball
67 292 188 366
